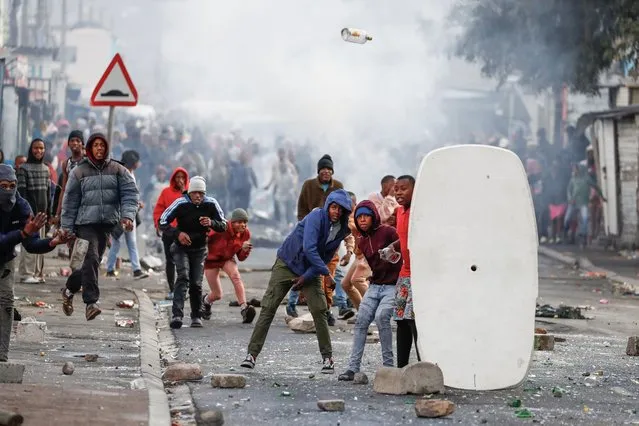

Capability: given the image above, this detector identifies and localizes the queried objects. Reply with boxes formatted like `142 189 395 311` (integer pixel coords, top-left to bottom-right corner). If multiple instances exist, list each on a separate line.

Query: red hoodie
205 220 251 268
354 200 402 285
153 167 189 230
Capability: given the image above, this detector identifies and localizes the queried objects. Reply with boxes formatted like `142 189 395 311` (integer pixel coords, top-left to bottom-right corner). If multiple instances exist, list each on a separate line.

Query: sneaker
201 295 212 320
241 305 256 324
191 318 203 328
240 354 256 369
133 270 149 279
338 370 355 381
326 311 336 326
321 357 335 374
248 298 261 308
23 276 40 284
339 307 356 320
540 236 548 244
85 303 101 321
170 316 183 329
61 288 74 316
555 237 562 244
286 306 298 318
105 271 118 278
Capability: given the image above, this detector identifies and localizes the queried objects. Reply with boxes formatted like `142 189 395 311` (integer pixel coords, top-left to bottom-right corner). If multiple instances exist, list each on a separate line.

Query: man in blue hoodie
240 189 353 374
0 164 69 362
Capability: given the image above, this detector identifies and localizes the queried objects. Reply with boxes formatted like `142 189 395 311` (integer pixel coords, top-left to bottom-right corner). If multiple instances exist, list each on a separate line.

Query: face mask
0 187 16 212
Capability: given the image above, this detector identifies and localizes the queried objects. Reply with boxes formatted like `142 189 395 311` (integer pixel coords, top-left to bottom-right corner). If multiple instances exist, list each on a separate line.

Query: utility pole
60 0 67 74
20 0 28 46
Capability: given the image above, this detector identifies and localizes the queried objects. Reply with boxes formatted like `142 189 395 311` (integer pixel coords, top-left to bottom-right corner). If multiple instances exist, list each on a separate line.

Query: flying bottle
341 28 372 44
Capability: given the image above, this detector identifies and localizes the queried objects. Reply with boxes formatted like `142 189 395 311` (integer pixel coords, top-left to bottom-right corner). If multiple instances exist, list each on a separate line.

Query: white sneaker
23 277 40 284
540 237 548 244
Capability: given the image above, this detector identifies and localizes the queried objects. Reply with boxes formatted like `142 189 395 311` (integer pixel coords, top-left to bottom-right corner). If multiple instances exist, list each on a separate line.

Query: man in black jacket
159 176 226 329
0 164 68 362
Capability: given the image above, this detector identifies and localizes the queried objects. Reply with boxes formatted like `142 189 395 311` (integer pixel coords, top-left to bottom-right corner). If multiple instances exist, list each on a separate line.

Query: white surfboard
409 145 538 391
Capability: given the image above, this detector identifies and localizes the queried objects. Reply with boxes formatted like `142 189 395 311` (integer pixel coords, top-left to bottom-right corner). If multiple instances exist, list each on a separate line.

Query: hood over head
170 167 190 191
354 200 381 234
0 164 17 212
323 189 353 222
85 133 110 165
26 138 45 164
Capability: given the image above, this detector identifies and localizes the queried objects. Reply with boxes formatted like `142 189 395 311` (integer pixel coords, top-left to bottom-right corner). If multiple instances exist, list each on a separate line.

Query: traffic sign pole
107 106 115 145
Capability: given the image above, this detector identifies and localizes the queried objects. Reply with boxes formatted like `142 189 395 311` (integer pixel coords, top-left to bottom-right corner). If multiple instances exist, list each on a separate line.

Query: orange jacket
206 220 251 268
153 167 189 230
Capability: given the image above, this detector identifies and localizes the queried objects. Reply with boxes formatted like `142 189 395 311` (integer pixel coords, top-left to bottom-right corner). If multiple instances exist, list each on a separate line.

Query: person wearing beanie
201 208 257 324
338 200 401 382
159 175 227 330
153 167 189 300
0 164 70 361
52 130 85 230
16 138 51 284
105 149 148 280
289 154 350 326
60 133 140 322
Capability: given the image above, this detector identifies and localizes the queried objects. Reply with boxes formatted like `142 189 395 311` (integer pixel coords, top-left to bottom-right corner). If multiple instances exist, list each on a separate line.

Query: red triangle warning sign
90 53 138 107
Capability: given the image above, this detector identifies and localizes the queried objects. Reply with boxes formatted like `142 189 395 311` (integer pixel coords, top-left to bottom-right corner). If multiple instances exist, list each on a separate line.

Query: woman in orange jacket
201 208 257 323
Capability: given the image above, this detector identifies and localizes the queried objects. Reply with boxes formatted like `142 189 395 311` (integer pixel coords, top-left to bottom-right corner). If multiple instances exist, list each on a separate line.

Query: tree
451 0 639 142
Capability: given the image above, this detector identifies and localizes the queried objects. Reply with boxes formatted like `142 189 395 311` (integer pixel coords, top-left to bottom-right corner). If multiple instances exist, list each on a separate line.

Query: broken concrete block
197 410 224 426
0 363 25 383
162 363 203 382
84 354 99 362
287 313 316 334
534 334 555 351
415 399 455 418
373 362 444 395
317 399 345 412
62 362 75 375
14 318 46 343
198 410 225 425
626 336 639 356
211 374 246 388
353 372 369 385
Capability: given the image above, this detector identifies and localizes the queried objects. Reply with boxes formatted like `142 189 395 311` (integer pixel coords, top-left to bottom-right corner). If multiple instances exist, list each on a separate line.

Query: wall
1 86 19 160
617 116 639 247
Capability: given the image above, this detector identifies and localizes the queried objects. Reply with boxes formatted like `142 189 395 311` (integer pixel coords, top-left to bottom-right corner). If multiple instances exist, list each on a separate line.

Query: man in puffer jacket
59 133 139 321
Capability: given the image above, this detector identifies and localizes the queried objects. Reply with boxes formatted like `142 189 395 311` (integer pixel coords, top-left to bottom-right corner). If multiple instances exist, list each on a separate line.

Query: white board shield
409 145 538 391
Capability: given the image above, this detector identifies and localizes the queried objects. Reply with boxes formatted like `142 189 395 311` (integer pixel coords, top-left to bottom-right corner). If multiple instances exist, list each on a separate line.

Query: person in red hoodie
201 208 257 324
153 167 189 299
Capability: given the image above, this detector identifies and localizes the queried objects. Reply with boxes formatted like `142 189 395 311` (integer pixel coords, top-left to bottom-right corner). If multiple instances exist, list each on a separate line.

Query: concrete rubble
414 399 455 418
162 363 203 382
534 334 555 351
0 363 25 384
286 313 316 334
211 374 247 389
14 317 46 343
373 362 444 395
317 399 345 412
626 336 639 356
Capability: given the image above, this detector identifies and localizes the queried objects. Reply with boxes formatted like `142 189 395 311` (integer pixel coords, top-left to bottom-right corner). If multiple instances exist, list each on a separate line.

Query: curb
538 246 639 295
134 289 172 426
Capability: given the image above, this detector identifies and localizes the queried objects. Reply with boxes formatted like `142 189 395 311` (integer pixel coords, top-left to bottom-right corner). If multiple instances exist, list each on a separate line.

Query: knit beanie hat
317 154 334 173
230 208 249 222
355 206 374 219
68 129 85 145
188 176 206 193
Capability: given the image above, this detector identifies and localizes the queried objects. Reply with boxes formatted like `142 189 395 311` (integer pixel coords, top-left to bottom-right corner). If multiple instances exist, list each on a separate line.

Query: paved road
160 251 639 425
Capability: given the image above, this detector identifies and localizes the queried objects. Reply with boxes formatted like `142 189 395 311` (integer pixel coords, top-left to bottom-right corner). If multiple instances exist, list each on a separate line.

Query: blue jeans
106 224 141 272
564 204 589 237
347 284 395 372
332 266 347 309
171 244 207 319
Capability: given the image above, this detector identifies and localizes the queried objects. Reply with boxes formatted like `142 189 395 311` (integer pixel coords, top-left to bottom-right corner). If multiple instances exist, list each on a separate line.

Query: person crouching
201 208 257 324
159 176 227 329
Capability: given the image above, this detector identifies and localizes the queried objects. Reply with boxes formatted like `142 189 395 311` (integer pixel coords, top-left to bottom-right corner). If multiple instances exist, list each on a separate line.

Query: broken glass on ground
535 304 587 319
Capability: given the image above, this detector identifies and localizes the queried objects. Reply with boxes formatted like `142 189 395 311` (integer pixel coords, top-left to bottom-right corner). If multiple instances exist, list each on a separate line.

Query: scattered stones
366 332 380 344
534 334 555 351
84 354 99 362
373 362 444 395
353 372 369 385
612 386 634 397
0 363 25 384
287 313 316 333
130 378 146 389
162 363 203 382
281 391 291 397
198 409 225 425
414 399 455 418
317 399 345 412
534 327 547 334
626 336 639 356
211 374 247 389
62 362 75 375
15 318 46 343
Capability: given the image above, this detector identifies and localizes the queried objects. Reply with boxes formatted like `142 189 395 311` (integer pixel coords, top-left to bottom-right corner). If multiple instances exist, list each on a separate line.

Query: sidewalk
0 253 170 426
539 243 639 295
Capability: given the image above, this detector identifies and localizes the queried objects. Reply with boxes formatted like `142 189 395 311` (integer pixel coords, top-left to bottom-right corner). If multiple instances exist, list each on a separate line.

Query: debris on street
62 362 75 375
162 363 203 382
318 399 345 412
626 336 639 356
210 374 246 389
536 304 587 319
580 271 607 279
414 399 455 418
116 300 136 309
534 334 555 351
115 319 135 328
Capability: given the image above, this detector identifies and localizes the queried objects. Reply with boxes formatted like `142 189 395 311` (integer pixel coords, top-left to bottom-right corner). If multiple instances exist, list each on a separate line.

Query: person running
240 189 353 374
53 130 85 226
0 164 70 361
338 200 401 380
153 167 189 300
159 176 227 329
201 208 256 323
379 175 420 368
59 133 139 321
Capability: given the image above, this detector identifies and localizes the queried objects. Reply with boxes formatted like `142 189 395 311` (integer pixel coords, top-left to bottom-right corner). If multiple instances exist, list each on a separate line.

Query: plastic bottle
341 28 372 44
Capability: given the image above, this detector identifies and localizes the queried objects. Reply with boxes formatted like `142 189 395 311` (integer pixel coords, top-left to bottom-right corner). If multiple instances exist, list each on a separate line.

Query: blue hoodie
277 189 352 281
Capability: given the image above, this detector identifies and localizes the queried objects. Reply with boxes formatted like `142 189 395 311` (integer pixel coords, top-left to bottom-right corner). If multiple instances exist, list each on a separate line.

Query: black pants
396 319 421 368
66 224 112 304
162 233 176 292
170 243 207 319
230 191 251 211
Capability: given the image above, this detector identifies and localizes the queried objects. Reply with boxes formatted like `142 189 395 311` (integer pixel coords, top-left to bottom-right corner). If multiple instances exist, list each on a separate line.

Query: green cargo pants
247 258 332 359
